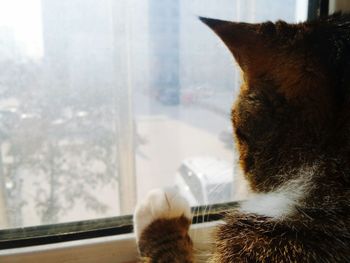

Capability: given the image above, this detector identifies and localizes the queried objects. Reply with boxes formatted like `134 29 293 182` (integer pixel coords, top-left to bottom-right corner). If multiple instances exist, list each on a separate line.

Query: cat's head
200 14 350 192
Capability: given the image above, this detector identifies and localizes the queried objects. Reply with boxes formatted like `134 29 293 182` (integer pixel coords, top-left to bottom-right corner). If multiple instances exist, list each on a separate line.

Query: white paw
134 188 191 240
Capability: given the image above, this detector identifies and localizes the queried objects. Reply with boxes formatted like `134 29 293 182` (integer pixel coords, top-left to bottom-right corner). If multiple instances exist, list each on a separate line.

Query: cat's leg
134 188 194 263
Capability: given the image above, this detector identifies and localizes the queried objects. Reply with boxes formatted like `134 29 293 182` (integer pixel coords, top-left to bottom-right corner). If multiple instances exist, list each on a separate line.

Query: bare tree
0 58 119 227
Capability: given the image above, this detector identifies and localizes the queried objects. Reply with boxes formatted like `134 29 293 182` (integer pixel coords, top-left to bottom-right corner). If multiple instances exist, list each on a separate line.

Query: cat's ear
199 17 269 74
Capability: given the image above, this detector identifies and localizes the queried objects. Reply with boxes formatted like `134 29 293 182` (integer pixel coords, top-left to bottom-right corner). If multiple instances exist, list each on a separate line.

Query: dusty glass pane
0 0 307 229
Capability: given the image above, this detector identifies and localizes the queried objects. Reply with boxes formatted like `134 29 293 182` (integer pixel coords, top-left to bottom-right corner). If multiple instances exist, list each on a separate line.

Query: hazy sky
0 0 43 58
0 0 307 59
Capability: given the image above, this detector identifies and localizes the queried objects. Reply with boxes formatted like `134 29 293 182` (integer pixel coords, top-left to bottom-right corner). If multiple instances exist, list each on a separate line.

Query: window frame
0 203 232 262
0 221 218 263
308 0 329 19
0 202 235 249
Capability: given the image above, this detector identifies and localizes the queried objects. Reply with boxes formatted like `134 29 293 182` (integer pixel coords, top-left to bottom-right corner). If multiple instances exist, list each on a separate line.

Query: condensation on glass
0 0 308 229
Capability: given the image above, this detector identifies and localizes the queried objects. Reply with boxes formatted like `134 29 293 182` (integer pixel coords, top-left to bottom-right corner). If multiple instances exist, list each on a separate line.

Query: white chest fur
238 166 315 218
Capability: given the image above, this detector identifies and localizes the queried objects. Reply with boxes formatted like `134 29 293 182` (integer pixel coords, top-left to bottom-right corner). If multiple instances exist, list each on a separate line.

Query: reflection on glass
0 0 307 229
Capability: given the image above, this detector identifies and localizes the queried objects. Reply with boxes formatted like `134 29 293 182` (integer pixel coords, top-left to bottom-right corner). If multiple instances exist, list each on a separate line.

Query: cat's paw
133 188 191 241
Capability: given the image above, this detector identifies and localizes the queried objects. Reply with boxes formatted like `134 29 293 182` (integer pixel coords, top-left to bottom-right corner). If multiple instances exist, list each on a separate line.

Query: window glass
0 0 308 229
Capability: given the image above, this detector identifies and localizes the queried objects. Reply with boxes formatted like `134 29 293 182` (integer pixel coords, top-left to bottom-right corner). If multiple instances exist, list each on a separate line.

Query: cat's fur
134 13 350 262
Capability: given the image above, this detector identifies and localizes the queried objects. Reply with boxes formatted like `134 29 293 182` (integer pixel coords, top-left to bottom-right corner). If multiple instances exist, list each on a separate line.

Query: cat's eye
0 0 327 262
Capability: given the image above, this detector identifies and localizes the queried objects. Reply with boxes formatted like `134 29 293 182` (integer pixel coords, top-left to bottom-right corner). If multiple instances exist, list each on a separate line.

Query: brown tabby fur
138 216 193 262
136 13 350 262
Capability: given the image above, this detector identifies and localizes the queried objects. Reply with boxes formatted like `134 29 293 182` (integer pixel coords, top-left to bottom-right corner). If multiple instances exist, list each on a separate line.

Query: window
0 0 317 254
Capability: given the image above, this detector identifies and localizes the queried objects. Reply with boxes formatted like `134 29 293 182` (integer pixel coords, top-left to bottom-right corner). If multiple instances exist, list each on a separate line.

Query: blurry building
148 0 180 105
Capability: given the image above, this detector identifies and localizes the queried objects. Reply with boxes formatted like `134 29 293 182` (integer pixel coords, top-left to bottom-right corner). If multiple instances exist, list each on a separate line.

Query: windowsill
0 201 235 262
0 201 236 249
0 221 219 263
0 232 138 263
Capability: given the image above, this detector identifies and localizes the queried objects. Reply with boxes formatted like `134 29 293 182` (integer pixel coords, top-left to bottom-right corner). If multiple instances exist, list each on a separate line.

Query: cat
133 13 350 262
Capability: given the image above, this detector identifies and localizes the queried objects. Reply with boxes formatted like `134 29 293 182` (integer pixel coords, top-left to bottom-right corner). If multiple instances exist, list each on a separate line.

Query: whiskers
189 181 238 261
